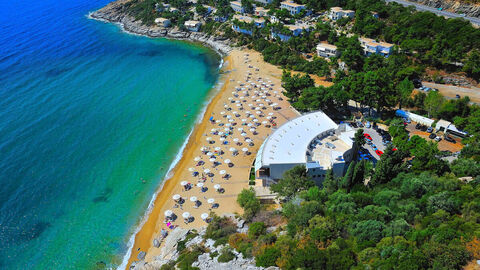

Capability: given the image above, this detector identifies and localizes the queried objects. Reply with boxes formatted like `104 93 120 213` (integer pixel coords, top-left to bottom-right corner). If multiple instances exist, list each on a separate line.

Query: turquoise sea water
0 0 220 269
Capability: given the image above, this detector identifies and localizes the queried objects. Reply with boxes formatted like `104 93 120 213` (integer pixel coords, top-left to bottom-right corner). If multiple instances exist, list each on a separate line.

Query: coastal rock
89 0 233 56
192 248 268 270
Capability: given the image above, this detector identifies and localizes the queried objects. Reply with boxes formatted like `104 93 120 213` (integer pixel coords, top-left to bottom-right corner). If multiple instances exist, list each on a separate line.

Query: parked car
363 133 372 141
404 118 411 123
456 94 461 99
426 127 433 133
375 150 383 156
350 122 358 128
435 137 442 142
428 133 436 139
445 136 456 143
357 122 364 128
365 122 371 128
420 125 428 132
415 123 422 129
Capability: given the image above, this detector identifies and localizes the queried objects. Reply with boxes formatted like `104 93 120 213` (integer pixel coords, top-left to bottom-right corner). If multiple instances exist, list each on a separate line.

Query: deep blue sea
0 0 220 269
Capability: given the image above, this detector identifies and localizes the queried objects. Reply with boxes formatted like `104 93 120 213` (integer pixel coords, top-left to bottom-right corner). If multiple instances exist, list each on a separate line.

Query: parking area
351 122 390 163
405 123 463 153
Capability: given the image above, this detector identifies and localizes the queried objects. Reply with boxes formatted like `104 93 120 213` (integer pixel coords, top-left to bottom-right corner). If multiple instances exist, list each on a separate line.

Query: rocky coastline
89 0 232 56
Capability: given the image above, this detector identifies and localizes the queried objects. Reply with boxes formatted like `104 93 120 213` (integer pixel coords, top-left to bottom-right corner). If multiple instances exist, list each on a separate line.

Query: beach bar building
254 111 354 186
185 20 202 31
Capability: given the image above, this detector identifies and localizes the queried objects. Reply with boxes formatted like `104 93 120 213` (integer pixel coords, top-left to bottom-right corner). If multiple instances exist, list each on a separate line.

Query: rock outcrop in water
89 0 232 56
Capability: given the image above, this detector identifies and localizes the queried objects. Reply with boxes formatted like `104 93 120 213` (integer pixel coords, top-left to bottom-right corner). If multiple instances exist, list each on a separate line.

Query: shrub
255 245 281 267
205 215 237 245
217 247 236 262
176 245 206 270
248 222 267 238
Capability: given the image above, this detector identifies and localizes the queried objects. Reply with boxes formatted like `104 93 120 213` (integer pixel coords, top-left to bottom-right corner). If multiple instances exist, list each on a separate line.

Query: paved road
385 0 480 26
421 82 480 104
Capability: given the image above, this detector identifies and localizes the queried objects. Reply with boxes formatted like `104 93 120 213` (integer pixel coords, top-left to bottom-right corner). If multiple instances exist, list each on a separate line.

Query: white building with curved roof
255 111 354 186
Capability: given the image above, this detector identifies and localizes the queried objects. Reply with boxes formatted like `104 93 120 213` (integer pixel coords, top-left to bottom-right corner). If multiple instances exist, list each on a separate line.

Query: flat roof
256 111 338 167
317 43 337 50
230 1 242 6
281 1 305 7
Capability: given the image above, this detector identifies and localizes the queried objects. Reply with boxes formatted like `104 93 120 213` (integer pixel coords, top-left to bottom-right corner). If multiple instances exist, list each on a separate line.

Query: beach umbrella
201 213 209 220
233 138 239 143
219 137 225 141
226 123 232 127
164 210 173 217
190 196 198 202
209 158 216 162
253 119 259 123
181 181 188 186
266 116 271 120
237 127 243 131
220 111 225 115
200 146 208 151
173 194 181 201
241 133 247 137
207 198 215 204
236 104 241 107
249 115 255 118
214 184 221 190
182 212 190 219
228 97 233 100
188 167 195 172
215 120 221 123
229 147 236 152
196 183 204 188
206 152 213 156
242 118 247 122
224 159 231 164
206 137 213 142
219 170 226 175
262 121 268 124
242 147 248 152
245 139 252 143
245 111 251 114
228 119 234 122
194 156 201 161
214 147 221 151
268 112 274 116
247 123 253 127
249 128 255 132
204 169 210 174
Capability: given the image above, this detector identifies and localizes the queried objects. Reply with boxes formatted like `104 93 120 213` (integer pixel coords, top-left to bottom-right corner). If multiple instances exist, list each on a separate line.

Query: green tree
397 78 414 109
281 71 314 102
371 146 406 185
463 50 480 80
241 0 254 14
351 219 386 242
336 35 365 72
424 91 445 118
237 188 261 221
271 165 313 200
248 222 267 238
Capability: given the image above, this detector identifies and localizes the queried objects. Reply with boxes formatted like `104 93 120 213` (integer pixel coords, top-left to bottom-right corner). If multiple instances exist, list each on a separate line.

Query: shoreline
117 60 231 270
87 3 232 57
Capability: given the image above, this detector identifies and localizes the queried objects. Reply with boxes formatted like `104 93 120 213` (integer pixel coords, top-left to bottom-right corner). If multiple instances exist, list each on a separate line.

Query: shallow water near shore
0 0 220 269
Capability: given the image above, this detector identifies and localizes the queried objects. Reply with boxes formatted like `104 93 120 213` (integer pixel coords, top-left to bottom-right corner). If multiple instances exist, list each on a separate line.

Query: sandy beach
126 48 300 268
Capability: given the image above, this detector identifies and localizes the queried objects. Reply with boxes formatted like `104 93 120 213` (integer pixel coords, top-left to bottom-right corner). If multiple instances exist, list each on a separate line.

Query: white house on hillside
329 7 355 20
185 20 202 31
